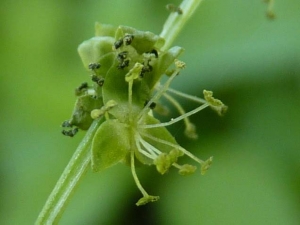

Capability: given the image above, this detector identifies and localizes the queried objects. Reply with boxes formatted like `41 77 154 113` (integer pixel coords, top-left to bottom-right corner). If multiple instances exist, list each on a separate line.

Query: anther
91 75 104 86
123 34 134 45
114 38 123 49
117 59 130 69
88 63 101 70
62 127 79 137
117 51 128 61
166 4 183 14
61 120 72 128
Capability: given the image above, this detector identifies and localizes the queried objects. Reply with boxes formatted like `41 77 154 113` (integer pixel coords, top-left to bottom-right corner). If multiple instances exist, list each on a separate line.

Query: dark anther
150 49 158 58
91 75 104 86
75 82 88 95
117 59 130 69
149 102 156 109
140 64 153 78
123 34 134 45
88 63 101 70
144 100 156 109
62 120 72 128
78 82 88 90
62 128 79 137
114 38 123 49
91 95 98 99
176 7 183 14
117 51 128 61
166 4 183 14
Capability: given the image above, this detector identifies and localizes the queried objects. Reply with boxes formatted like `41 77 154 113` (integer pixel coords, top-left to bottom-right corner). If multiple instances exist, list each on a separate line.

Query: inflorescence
62 23 227 205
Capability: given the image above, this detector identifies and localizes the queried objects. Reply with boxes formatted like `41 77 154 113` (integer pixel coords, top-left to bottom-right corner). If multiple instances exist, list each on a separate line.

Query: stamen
130 149 149 197
162 92 198 139
128 79 133 118
140 131 204 164
135 135 155 159
172 163 181 169
138 135 162 156
137 68 180 122
173 163 197 175
164 86 207 104
125 63 144 122
139 103 209 129
130 148 159 206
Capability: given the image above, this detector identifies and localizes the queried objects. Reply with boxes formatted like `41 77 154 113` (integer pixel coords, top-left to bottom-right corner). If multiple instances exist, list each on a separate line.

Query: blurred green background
1 0 300 224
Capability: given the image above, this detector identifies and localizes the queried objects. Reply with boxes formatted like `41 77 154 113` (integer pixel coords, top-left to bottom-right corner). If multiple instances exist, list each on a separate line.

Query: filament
139 103 209 129
140 131 204 164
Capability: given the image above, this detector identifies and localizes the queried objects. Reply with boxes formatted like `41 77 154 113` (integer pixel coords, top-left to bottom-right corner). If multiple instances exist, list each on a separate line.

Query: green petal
78 36 115 70
91 119 131 172
102 63 150 121
94 22 116 37
116 26 165 54
69 95 103 130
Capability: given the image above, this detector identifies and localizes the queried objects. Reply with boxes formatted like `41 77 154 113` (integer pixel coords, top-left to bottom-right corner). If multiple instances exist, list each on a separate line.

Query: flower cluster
62 23 227 205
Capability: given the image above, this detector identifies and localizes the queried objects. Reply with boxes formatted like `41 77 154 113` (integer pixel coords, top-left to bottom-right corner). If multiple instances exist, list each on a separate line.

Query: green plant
35 0 227 224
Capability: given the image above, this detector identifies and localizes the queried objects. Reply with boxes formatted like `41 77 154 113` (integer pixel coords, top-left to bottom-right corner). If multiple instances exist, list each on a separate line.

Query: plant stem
160 0 205 51
35 119 103 225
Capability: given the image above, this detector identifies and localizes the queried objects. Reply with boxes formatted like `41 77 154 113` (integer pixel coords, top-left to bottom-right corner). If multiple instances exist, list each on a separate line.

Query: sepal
91 119 130 172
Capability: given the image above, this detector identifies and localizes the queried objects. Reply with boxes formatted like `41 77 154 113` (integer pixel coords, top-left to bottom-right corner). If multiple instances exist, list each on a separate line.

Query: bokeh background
1 0 300 224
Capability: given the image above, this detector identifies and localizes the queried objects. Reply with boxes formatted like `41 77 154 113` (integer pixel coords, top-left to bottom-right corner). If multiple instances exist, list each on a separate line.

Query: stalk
160 0 205 51
35 119 102 225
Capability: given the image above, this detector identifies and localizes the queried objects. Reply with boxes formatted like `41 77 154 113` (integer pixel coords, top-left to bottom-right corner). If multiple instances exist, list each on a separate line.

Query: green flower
63 23 227 205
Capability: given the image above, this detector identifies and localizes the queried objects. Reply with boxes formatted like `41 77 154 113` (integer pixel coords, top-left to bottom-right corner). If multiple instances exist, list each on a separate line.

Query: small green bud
125 63 144 82
178 164 197 175
175 59 186 69
184 123 198 139
154 153 172 175
136 195 160 206
200 156 213 175
91 100 117 119
91 109 104 119
168 149 184 162
203 90 228 116
105 99 118 109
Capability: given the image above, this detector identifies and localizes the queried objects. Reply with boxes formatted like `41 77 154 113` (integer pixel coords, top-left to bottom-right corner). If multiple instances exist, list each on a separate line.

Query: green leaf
91 119 131 172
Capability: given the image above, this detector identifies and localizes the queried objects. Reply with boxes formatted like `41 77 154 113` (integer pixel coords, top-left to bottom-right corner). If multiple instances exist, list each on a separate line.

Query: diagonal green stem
35 119 103 225
160 0 205 51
